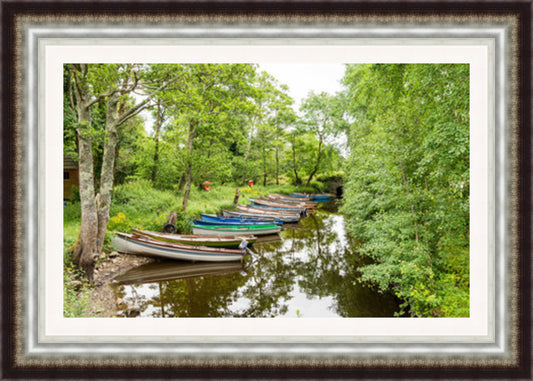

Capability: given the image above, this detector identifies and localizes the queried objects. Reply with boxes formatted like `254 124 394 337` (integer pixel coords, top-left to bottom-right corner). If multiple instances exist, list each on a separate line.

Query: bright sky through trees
258 64 346 109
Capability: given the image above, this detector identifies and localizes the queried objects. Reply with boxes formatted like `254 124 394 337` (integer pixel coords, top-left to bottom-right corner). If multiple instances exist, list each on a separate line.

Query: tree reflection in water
113 210 399 317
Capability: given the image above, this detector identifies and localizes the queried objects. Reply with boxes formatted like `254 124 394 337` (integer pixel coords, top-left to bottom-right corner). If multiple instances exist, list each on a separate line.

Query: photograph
63 63 470 319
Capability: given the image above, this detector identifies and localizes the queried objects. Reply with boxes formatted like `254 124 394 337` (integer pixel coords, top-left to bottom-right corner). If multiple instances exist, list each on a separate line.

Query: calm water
113 206 399 317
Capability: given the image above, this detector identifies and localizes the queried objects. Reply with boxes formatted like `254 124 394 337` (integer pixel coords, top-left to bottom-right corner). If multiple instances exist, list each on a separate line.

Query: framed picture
2 1 531 379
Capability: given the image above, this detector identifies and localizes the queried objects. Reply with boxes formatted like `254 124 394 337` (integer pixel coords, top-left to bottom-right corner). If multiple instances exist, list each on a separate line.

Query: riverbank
91 252 154 317
64 182 327 317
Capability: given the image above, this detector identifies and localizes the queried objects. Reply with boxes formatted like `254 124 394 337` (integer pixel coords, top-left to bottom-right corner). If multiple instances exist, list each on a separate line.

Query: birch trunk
96 92 120 254
152 100 163 184
71 66 98 280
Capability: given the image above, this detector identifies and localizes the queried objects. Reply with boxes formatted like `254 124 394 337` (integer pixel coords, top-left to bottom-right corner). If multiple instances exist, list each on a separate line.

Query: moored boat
311 194 332 202
235 205 301 218
112 232 248 262
260 195 317 208
132 228 256 248
223 209 300 223
200 214 283 225
192 223 281 236
290 192 312 199
194 217 281 227
289 192 331 202
248 198 307 214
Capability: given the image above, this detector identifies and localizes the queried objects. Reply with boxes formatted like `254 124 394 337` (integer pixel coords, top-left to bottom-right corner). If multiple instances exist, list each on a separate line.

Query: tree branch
115 77 179 126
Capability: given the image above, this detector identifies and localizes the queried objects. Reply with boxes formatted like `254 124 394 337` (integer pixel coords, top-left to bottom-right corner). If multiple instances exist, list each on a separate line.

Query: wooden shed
63 155 79 200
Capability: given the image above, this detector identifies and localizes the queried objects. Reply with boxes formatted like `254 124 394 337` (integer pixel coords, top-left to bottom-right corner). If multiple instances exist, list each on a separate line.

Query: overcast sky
258 64 349 155
258 64 346 109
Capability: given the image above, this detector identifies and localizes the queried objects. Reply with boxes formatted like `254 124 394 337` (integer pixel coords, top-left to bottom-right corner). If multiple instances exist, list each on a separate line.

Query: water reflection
113 209 399 317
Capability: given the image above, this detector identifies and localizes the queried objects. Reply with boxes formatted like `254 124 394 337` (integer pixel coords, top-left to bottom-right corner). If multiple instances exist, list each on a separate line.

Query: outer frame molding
2 4 530 380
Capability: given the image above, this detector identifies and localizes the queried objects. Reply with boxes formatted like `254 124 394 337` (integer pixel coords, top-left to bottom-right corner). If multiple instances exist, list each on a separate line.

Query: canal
113 205 399 317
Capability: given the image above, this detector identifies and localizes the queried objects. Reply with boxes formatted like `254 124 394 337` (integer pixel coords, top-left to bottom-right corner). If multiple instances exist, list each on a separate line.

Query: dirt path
91 252 153 317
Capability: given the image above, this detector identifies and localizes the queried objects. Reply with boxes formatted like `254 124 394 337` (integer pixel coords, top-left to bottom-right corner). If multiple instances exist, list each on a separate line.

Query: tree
241 72 295 186
67 63 178 281
157 64 257 211
299 92 344 186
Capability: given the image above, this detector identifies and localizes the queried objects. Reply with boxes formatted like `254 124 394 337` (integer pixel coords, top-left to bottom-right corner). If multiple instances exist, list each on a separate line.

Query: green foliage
69 186 80 203
341 64 470 317
63 254 102 317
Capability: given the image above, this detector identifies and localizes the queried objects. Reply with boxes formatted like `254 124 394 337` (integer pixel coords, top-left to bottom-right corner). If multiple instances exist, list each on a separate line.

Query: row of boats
111 193 331 263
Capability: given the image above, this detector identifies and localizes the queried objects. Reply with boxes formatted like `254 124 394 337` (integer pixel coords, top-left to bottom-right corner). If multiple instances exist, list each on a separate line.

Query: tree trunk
242 118 256 184
74 134 99 280
233 188 241 205
275 147 279 185
177 174 186 191
96 92 120 254
71 65 98 281
182 169 192 212
152 100 163 184
305 138 323 187
291 135 301 185
262 143 267 186
182 121 196 212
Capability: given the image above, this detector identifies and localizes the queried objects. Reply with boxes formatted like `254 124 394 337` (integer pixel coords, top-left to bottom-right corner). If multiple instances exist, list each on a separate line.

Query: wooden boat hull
249 198 307 213
132 229 256 248
262 195 317 207
112 233 247 262
223 210 299 223
311 194 331 202
193 218 280 227
192 224 281 236
200 214 283 225
235 205 301 219
290 192 331 202
250 203 307 215
290 192 312 199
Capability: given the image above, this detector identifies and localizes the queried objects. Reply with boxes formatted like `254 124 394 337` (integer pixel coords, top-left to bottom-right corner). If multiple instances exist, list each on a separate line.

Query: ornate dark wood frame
1 1 531 379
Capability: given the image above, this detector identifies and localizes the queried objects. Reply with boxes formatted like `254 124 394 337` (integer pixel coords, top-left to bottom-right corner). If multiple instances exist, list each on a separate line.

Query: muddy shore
91 252 153 317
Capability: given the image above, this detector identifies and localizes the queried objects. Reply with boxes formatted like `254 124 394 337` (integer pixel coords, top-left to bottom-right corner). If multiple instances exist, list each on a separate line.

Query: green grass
63 181 324 238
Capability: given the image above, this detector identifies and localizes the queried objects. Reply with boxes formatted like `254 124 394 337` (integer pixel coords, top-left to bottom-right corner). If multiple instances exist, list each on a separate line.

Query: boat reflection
114 261 245 285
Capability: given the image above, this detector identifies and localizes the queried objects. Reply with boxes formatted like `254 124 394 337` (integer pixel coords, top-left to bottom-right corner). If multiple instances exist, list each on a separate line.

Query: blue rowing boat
193 218 281 227
200 214 283 225
311 194 331 202
224 209 300 223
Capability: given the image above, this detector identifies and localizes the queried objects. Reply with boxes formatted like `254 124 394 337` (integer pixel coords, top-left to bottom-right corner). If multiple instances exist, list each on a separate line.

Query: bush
70 186 81 202
64 201 81 223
